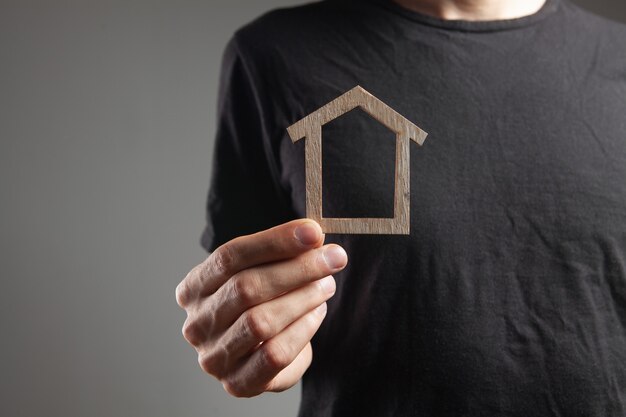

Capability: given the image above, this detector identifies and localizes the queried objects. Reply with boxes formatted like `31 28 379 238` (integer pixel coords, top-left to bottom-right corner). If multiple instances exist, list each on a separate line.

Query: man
176 0 626 415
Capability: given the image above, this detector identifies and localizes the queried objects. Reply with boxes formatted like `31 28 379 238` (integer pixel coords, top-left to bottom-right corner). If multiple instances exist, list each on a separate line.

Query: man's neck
391 0 547 21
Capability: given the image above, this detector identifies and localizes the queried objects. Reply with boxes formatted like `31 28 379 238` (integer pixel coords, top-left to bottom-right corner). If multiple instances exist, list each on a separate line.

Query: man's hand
176 219 347 397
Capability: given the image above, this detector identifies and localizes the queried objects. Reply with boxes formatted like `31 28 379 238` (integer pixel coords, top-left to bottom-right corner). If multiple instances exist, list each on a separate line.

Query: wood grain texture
287 85 428 235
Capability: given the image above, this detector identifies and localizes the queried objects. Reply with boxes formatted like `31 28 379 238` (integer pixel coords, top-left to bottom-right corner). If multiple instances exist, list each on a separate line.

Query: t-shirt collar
366 0 561 32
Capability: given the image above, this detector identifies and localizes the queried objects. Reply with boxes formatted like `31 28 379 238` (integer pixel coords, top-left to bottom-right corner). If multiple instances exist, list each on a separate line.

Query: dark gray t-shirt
202 0 626 415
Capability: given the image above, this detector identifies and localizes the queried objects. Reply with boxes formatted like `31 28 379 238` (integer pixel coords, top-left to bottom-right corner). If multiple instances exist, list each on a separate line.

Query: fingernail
315 302 328 316
320 276 336 294
322 245 347 270
294 222 320 246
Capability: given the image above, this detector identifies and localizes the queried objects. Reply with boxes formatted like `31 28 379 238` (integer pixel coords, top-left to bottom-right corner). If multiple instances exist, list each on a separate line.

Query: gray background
1 1 624 416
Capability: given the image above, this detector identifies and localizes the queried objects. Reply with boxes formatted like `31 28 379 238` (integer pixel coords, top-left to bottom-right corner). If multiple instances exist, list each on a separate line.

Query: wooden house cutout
287 85 428 235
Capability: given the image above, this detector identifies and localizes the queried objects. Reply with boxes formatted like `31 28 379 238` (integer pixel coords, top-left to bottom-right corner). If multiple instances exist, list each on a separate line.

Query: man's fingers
176 219 324 307
202 276 335 373
176 219 340 397
221 304 328 398
212 244 346 327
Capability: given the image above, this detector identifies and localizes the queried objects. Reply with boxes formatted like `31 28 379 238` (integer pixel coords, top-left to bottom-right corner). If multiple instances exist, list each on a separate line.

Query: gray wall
0 1 623 417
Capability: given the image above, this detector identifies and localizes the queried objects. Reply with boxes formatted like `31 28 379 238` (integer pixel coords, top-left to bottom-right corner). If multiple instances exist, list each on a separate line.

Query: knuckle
182 318 204 347
300 252 321 280
211 244 235 277
265 231 283 254
232 272 261 306
175 279 192 307
302 249 331 278
198 350 219 377
316 276 335 296
305 308 324 329
222 378 256 398
243 309 273 341
260 340 291 371
220 375 264 398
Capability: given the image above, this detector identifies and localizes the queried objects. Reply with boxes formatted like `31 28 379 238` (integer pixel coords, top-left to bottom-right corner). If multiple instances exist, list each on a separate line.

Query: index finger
176 219 324 306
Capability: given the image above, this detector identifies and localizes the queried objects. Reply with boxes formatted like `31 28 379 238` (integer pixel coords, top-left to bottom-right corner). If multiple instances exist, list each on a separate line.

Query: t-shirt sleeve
200 36 294 253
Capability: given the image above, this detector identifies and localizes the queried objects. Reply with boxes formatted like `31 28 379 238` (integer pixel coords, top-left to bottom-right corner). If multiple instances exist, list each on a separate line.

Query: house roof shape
287 85 427 145
286 85 428 235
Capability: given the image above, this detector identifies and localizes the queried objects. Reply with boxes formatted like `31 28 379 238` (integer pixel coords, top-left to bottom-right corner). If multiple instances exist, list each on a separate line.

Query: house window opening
321 107 396 219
